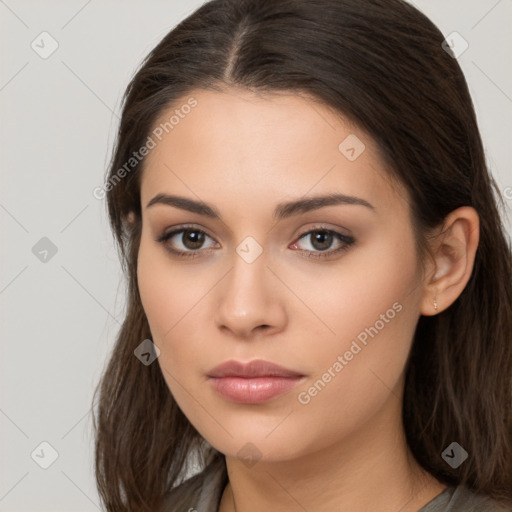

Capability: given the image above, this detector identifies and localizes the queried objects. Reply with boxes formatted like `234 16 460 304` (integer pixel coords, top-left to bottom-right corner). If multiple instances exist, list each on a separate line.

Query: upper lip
207 359 305 378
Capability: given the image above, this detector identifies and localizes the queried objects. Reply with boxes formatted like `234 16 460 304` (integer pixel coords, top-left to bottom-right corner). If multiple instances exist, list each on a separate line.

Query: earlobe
420 206 480 316
123 211 140 231
127 211 136 224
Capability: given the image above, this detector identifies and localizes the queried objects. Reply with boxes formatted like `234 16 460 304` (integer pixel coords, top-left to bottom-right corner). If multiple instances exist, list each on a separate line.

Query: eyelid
291 222 353 239
156 223 355 259
155 224 219 247
156 223 214 239
155 223 351 244
290 226 354 256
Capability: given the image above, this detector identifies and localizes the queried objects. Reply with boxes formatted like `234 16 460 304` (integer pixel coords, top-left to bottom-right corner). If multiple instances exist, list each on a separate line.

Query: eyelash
155 225 355 260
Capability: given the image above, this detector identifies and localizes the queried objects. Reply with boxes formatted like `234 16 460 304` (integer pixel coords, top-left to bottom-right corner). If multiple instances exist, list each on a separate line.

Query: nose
214 250 287 339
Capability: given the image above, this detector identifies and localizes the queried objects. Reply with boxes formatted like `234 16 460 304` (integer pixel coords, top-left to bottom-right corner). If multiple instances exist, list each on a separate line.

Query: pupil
183 229 204 249
312 231 333 251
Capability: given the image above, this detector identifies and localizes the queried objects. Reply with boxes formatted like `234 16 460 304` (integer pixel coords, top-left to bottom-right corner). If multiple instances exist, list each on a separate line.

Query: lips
207 359 306 404
207 359 304 378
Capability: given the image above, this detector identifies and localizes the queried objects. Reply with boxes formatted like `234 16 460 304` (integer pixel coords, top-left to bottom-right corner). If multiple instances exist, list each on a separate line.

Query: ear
420 206 480 316
123 210 138 227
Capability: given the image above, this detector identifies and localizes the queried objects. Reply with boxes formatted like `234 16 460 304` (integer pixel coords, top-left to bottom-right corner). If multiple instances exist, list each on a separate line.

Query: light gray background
1 1 511 510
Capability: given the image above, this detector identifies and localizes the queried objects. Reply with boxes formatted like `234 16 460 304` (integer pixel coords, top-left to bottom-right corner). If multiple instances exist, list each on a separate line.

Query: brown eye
180 229 206 249
309 230 334 251
156 226 219 258
291 228 355 260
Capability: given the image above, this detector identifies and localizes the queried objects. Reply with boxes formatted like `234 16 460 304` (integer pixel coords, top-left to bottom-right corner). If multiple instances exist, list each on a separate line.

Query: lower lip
208 376 304 404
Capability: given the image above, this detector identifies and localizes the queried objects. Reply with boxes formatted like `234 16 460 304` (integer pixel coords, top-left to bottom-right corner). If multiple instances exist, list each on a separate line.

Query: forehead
140 87 408 217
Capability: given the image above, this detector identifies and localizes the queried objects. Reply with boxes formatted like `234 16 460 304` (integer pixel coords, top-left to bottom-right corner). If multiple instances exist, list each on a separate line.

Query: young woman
92 1 512 511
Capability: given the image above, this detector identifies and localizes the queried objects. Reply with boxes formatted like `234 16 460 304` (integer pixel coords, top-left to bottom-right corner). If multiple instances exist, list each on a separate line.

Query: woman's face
137 87 427 462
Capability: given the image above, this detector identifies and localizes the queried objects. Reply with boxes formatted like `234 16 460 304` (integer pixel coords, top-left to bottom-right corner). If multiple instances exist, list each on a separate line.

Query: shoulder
420 485 512 512
156 455 228 512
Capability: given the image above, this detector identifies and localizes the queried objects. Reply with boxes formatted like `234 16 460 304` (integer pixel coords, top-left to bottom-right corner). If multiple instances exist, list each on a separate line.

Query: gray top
159 457 512 512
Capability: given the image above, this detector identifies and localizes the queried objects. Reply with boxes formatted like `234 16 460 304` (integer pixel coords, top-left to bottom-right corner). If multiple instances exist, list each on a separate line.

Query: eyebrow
146 192 375 220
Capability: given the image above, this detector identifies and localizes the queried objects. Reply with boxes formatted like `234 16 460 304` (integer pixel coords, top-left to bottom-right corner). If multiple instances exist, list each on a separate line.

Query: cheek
137 233 203 336
297 235 421 400
137 244 173 338
137 245 217 442
137 238 190 355
136 236 218 383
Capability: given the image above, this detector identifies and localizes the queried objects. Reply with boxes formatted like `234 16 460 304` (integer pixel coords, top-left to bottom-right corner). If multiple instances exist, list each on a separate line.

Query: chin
200 422 313 464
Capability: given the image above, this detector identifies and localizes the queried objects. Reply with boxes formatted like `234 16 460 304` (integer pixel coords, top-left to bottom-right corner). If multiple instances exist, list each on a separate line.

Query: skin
137 87 479 512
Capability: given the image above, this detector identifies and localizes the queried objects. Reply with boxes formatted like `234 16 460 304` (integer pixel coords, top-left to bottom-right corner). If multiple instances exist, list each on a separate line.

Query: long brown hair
92 0 512 510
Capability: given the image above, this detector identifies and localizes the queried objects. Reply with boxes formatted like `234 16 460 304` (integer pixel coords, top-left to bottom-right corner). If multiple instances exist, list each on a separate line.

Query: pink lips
207 359 305 404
